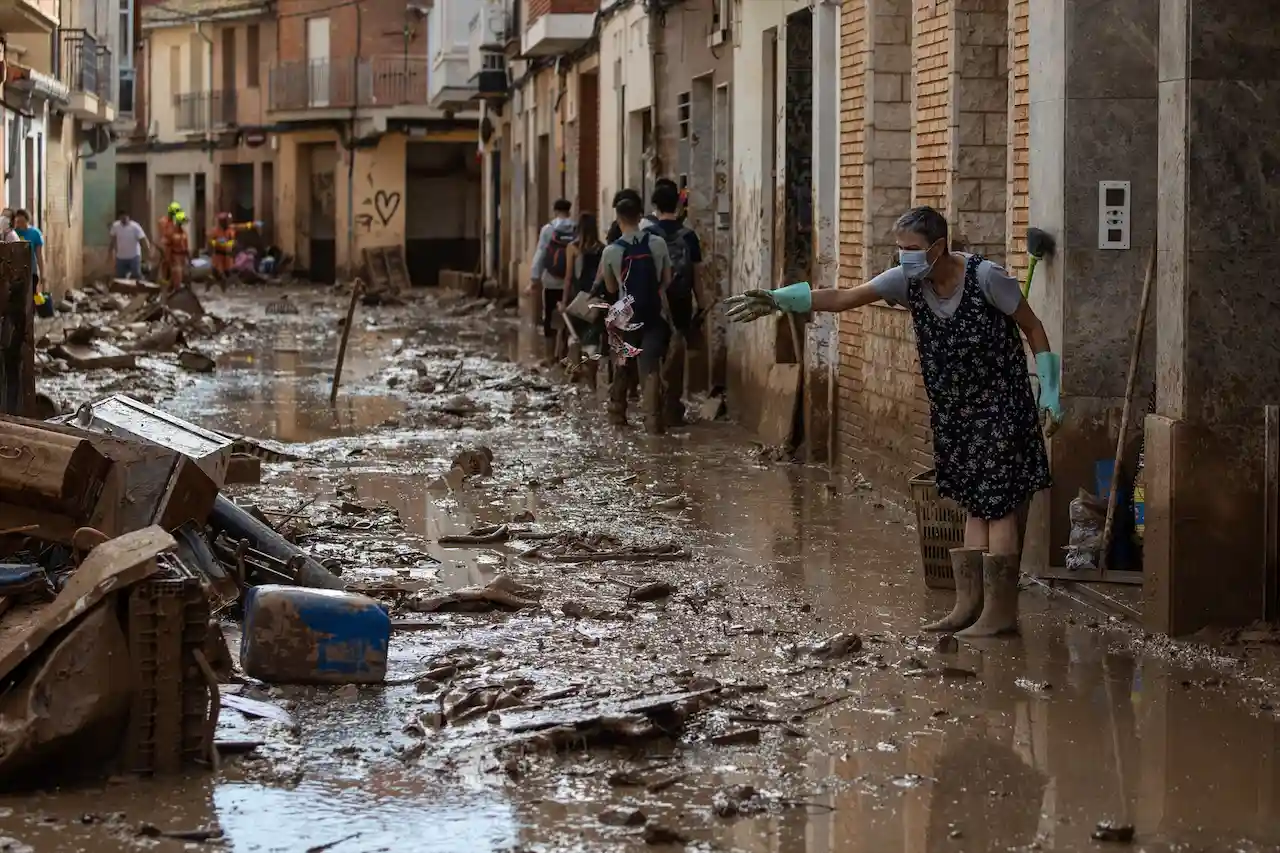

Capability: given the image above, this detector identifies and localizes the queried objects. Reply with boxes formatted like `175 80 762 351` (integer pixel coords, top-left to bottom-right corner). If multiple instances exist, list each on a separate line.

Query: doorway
260 162 274 242
193 172 207 254
219 163 255 222
784 7 814 285
577 71 599 214
306 17 330 107
303 143 337 282
490 148 501 279
405 142 481 286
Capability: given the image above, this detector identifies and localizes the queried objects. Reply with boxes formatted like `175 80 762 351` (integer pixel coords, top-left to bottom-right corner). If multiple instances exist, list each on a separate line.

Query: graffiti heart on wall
373 190 401 225
355 189 403 232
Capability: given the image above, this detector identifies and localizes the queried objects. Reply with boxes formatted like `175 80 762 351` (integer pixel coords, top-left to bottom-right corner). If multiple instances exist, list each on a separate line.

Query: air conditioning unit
708 0 731 47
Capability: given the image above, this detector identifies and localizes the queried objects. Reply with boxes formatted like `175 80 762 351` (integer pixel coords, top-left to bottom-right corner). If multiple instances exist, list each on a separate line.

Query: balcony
174 91 238 133
58 29 114 123
0 0 58 34
521 2 593 57
468 0 508 101
268 57 431 118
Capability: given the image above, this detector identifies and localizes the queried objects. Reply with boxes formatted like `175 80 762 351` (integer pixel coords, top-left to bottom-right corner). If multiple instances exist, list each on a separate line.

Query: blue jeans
115 256 142 279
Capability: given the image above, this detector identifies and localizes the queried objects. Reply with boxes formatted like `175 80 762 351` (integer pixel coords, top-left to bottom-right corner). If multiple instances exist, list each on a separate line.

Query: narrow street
5 287 1280 853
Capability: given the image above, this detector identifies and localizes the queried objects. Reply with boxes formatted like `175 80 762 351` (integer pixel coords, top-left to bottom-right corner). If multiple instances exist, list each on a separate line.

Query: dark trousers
542 286 563 337
608 318 671 429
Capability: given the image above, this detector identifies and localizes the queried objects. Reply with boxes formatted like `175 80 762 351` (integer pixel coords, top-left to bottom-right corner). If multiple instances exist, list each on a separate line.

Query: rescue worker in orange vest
157 202 181 286
209 212 236 289
163 209 191 291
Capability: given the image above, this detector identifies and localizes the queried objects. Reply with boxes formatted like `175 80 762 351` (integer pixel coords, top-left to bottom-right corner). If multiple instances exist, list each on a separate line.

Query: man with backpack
648 182 702 424
531 198 576 337
601 188 673 434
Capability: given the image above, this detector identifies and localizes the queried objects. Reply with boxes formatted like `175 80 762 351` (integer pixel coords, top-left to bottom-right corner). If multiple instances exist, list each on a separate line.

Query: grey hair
894 206 949 247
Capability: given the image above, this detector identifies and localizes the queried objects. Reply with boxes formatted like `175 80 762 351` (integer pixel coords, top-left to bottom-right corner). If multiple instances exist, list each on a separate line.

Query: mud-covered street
4 288 1280 853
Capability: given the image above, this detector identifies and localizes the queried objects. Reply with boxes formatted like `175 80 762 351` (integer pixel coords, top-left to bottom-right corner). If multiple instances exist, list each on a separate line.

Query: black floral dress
907 254 1051 520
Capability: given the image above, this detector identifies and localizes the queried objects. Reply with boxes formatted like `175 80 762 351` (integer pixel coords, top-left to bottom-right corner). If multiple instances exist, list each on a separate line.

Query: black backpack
658 225 695 297
616 235 660 319
545 225 575 279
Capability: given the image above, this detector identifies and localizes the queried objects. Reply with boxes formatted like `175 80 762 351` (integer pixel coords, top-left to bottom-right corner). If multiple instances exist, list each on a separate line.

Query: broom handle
1099 249 1157 573
1022 255 1039 299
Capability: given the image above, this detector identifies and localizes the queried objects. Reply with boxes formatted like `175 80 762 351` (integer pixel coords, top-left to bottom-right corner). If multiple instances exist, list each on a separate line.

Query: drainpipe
646 0 664 181
195 21 214 246
345 2 363 281
553 56 567 199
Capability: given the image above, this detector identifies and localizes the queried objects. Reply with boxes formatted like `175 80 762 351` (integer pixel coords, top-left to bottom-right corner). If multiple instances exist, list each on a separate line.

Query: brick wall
836 0 868 469
912 0 950 212
277 0 421 65
952 0 1007 261
837 0 932 477
1006 0 1029 275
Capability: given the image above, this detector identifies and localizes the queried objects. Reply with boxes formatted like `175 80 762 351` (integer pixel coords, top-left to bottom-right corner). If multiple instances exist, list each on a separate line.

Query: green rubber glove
724 282 812 323
1035 351 1063 435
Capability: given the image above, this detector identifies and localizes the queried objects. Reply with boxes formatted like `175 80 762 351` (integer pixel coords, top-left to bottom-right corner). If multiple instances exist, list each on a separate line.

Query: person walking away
649 182 702 425
605 177 685 244
726 206 1061 637
530 199 576 338
562 212 606 387
601 189 672 434
13 210 43 296
108 211 149 280
209 212 237 290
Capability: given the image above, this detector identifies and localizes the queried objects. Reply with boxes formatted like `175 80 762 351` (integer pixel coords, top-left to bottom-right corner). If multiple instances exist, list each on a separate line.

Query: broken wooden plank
757 363 801 448
109 277 161 296
0 526 174 684
49 342 137 371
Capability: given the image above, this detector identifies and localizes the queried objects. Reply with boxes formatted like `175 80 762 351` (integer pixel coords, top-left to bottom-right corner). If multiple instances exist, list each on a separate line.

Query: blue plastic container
240 585 391 684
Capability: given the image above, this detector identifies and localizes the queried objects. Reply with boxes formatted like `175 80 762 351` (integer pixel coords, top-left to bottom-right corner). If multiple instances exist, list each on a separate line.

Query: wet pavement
8 288 1280 853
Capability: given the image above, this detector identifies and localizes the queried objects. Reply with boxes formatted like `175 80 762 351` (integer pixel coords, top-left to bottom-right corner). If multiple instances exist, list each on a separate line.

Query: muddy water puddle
8 291 1280 852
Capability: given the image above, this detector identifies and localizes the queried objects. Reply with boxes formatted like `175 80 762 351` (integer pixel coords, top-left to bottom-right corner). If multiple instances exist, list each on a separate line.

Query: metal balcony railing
59 28 99 95
268 56 430 112
95 44 113 103
174 91 239 132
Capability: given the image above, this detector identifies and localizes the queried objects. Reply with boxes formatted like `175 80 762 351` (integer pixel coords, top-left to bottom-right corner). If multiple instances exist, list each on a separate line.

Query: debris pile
35 282 224 383
0 394 359 790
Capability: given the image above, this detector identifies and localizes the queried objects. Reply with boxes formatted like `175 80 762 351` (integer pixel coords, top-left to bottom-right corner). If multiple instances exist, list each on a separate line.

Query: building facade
473 0 1280 636
0 0 117 290
267 0 481 284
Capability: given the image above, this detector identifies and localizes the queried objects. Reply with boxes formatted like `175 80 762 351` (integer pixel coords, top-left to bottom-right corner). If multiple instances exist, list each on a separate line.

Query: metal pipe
345 2 362 281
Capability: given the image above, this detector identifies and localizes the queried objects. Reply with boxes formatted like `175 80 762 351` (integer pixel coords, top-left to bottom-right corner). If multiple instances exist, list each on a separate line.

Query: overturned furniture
0 528 218 788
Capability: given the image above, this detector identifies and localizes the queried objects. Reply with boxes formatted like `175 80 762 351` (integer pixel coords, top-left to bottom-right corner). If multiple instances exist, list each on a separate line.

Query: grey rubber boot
957 553 1021 638
923 548 984 632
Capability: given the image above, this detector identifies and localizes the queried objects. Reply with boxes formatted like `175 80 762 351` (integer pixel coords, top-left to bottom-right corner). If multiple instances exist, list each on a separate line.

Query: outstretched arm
811 283 883 313
726 279 886 323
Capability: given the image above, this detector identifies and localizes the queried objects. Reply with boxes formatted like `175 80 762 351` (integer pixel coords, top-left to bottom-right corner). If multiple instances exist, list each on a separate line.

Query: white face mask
898 240 941 281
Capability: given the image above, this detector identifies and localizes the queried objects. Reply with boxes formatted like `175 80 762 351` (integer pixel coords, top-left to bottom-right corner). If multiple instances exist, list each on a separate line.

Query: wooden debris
220 693 297 729
411 575 541 613
50 341 137 370
710 727 761 746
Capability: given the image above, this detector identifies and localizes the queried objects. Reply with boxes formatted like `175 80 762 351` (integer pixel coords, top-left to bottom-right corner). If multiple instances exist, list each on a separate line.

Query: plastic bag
1064 488 1106 571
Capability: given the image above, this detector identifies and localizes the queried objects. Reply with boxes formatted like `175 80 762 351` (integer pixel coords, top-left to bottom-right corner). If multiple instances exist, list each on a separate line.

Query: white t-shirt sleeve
976 260 1023 316
868 265 909 306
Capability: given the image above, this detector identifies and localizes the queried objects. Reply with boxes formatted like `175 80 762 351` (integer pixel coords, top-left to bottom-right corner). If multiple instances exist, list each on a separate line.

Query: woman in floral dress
725 207 1060 637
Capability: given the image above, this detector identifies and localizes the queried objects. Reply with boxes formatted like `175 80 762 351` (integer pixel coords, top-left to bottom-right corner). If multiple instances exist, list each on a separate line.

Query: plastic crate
908 469 966 590
120 556 212 775
908 468 1031 589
